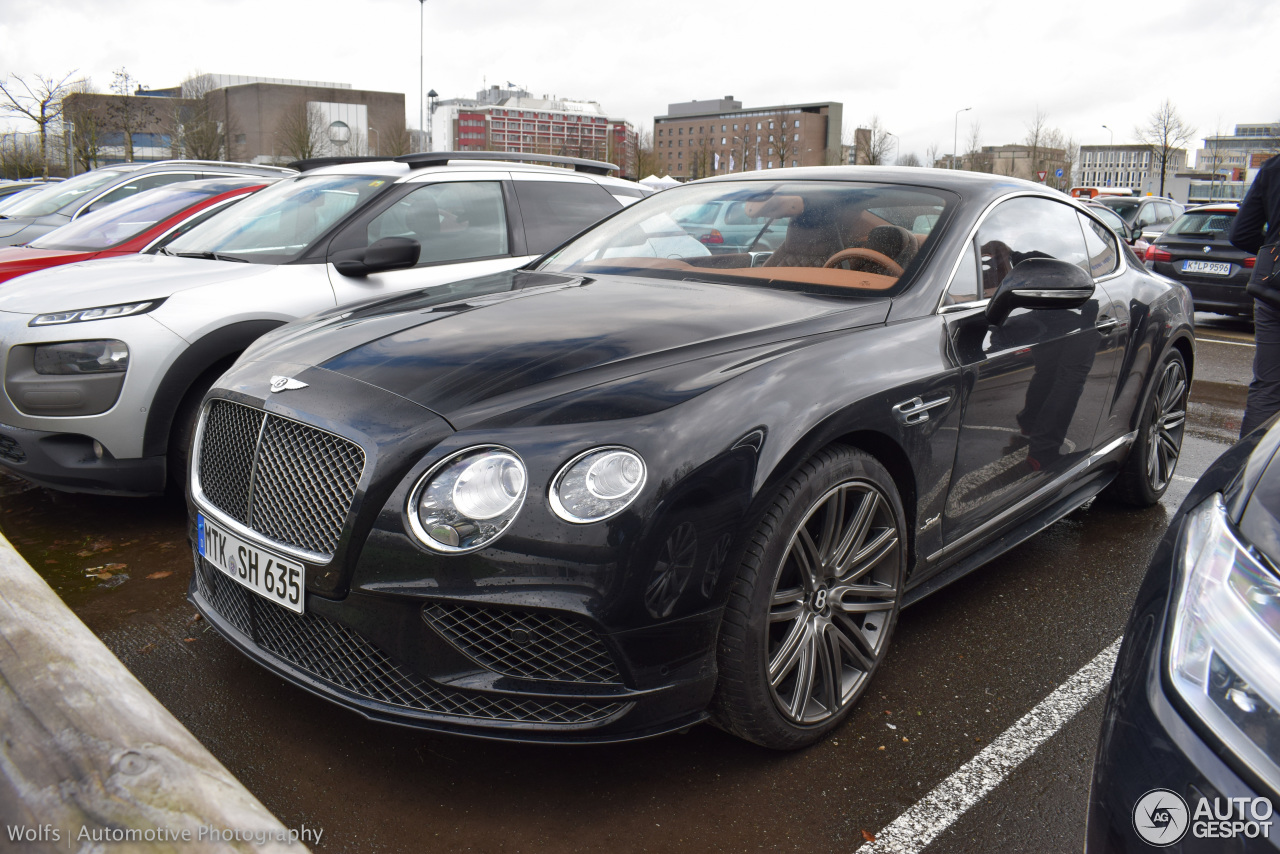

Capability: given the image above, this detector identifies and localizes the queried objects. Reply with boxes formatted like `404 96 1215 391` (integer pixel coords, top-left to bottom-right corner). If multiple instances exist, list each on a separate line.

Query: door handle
1095 317 1120 333
892 394 953 426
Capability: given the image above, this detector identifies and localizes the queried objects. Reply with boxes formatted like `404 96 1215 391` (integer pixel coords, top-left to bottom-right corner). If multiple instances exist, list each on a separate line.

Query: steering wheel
822 247 903 277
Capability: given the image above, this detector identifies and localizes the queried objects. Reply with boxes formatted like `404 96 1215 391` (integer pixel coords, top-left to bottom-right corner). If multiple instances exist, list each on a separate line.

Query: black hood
240 270 891 425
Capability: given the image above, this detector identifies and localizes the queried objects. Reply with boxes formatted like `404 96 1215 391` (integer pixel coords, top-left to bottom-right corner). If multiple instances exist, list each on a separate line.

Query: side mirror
331 237 421 277
986 257 1095 325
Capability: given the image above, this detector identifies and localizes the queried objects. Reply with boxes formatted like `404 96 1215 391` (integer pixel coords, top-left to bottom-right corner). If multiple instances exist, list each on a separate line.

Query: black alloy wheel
714 445 906 749
1103 349 1188 506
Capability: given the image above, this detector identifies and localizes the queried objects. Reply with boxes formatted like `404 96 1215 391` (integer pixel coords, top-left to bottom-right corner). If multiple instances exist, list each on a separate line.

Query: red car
0 178 273 284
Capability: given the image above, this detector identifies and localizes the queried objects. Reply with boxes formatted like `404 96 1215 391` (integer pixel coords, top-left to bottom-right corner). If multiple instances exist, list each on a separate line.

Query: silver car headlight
1168 493 1280 791
407 446 527 553
549 447 646 524
30 300 161 326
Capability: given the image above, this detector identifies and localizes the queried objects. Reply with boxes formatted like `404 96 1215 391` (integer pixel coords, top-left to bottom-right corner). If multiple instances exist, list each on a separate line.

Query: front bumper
0 419 166 495
187 552 716 743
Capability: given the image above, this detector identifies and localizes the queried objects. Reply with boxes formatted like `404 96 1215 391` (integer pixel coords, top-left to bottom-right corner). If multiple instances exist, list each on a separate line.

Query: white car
0 153 650 495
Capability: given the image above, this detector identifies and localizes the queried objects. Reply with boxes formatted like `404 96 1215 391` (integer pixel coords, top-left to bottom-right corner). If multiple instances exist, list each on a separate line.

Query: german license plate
1182 260 1231 276
197 513 305 614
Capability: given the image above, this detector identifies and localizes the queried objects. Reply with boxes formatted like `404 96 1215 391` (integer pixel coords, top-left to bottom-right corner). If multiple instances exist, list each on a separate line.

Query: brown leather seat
764 209 846 268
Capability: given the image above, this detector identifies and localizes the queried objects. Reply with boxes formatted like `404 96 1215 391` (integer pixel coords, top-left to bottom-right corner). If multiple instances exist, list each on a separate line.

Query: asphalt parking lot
0 313 1257 854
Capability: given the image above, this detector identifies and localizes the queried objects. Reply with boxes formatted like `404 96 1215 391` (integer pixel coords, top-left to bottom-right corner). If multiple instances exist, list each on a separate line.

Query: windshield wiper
175 251 249 263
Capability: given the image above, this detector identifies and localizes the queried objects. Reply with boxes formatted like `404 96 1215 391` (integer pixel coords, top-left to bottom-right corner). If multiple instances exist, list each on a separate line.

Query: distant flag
756 154 763 171
714 152 720 170
729 153 735 171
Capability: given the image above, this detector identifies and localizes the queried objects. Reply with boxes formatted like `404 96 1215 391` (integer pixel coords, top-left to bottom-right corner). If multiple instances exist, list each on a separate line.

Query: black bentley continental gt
186 166 1194 748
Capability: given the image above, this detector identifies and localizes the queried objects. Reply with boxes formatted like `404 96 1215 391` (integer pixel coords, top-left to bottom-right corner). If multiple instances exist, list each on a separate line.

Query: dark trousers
1241 299 1280 437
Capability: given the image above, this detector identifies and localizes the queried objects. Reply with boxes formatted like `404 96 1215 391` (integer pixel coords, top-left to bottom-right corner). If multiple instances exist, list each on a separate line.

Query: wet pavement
0 316 1255 854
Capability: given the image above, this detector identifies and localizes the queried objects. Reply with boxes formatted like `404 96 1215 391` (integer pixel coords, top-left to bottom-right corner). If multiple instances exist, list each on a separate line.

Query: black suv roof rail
288 156 388 172
394 151 617 176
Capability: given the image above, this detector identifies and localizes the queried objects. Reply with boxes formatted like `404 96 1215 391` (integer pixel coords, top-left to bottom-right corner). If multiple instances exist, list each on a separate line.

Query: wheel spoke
787 635 817 719
768 618 811 687
815 624 841 713
816 488 846 569
832 613 876 670
770 586 805 623
792 528 823 589
844 527 899 583
833 490 878 575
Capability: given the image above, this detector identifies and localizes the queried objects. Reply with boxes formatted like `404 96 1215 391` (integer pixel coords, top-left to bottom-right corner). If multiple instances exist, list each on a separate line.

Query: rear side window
976 197 1089 297
84 172 203 214
1078 212 1119 278
514 181 620 254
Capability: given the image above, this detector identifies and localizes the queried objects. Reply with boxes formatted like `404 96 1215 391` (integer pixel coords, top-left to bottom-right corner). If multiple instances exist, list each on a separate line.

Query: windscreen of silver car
407 446 528 553
5 341 128 416
1168 493 1280 792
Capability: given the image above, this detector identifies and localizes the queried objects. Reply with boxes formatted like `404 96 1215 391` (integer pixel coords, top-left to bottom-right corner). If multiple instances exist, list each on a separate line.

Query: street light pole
418 0 427 152
953 107 971 169
885 131 898 166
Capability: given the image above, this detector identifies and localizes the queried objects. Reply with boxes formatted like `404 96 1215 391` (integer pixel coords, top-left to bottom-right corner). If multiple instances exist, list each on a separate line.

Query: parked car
672 199 788 254
0 160 295 247
185 167 1194 748
1086 418 1280 852
0 185 46 215
1094 195 1185 241
0 178 272 284
0 180 44 204
1083 200 1150 259
1144 203 1255 318
0 152 651 496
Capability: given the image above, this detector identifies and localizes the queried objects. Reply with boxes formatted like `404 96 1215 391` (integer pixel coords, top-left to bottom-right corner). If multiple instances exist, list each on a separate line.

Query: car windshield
28 185 222 252
1167 210 1236 238
164 174 394 264
0 187 43 215
1089 206 1128 234
1 169 131 217
538 179 953 297
1096 197 1141 224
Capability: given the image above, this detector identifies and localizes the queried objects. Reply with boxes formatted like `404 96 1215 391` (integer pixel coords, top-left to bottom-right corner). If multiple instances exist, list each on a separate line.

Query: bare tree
1044 128 1078 191
106 68 157 162
1024 108 1049 173
964 121 991 172
1135 99 1195 197
383 122 412 157
897 152 922 167
926 142 940 168
635 129 662 178
276 102 328 161
164 73 226 160
0 71 77 178
61 77 106 173
0 133 46 179
860 116 894 166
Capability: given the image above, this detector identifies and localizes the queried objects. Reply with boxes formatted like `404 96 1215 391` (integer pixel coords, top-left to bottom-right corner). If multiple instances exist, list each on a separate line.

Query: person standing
1232 153 1280 436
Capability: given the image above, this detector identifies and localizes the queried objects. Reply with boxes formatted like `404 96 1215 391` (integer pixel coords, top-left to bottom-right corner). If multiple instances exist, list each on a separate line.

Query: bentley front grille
196 399 365 557
195 559 625 726
424 601 622 685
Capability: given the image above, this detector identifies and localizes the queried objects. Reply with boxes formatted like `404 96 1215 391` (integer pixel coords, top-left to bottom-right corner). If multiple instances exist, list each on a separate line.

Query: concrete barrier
0 531 310 853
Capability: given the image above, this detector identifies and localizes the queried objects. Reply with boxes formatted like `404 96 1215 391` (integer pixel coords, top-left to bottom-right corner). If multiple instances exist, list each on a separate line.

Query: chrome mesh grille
424 602 621 684
197 399 364 557
0 433 26 464
194 559 625 726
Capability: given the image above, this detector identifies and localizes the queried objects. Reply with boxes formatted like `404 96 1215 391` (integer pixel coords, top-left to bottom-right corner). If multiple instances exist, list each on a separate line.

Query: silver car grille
195 558 626 727
196 399 365 558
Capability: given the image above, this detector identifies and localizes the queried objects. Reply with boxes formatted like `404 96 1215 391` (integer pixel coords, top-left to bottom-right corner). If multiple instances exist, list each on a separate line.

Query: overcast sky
4 0 1278 166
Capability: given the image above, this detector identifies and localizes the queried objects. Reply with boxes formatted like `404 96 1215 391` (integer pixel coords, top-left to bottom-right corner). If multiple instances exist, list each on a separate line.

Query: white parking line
854 636 1122 854
1196 337 1255 348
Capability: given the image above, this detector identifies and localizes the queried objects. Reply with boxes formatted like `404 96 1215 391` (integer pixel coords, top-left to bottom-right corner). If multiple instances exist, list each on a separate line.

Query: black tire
1101 348 1188 507
165 366 226 496
712 444 907 749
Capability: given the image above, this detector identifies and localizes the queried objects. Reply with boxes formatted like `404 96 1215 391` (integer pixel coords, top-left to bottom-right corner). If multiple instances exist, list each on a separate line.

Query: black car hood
1237 422 1280 570
244 269 890 426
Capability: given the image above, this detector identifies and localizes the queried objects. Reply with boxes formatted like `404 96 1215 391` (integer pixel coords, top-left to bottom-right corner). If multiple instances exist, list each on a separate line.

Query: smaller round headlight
551 447 647 524
407 446 527 553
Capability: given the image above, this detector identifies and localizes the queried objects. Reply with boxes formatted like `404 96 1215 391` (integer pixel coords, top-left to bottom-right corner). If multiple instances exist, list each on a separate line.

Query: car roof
295 154 649 189
694 165 1057 205
1184 203 1239 213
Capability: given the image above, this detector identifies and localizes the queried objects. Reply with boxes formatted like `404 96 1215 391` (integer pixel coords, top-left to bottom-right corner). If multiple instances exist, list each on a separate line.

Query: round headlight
408 446 527 553
550 447 647 524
